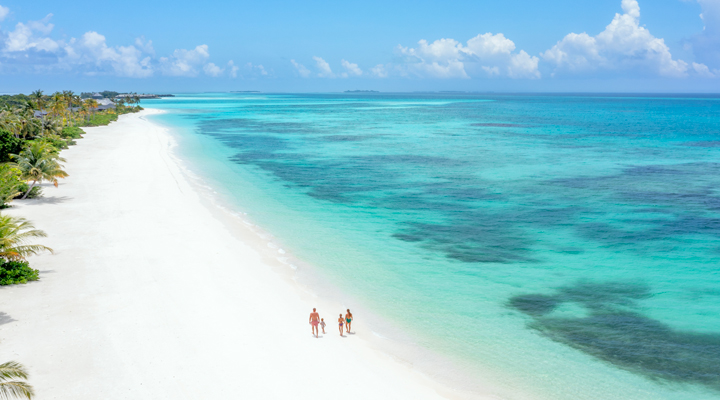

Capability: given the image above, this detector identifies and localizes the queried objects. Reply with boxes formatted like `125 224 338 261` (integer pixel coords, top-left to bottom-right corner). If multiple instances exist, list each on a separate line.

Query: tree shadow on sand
0 312 16 325
509 282 720 392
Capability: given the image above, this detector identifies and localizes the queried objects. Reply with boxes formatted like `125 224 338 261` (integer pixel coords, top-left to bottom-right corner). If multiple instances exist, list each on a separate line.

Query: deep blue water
145 93 720 399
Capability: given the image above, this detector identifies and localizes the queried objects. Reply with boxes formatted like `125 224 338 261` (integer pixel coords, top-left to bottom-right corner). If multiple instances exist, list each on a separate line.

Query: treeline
0 90 142 286
80 91 118 99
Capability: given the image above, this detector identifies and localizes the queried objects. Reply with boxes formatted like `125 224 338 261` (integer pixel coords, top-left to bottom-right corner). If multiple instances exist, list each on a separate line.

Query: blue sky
0 0 718 93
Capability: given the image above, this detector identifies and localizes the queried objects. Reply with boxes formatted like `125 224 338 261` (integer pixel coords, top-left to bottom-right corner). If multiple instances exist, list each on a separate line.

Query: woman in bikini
338 314 344 336
345 309 353 333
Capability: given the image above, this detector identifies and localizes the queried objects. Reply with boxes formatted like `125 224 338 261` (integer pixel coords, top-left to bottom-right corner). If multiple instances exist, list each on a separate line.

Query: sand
0 109 460 399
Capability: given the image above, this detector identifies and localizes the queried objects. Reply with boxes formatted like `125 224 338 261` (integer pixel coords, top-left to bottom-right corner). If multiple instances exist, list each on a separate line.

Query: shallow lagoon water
145 93 720 399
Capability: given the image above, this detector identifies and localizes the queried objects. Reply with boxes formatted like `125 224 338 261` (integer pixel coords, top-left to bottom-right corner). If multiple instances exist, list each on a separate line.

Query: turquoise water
145 93 720 399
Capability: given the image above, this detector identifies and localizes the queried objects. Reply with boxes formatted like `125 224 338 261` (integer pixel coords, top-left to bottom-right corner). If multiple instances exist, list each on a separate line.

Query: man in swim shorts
309 308 320 338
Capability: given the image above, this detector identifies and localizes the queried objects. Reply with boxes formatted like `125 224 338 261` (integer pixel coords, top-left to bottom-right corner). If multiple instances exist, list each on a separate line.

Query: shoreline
146 109 528 400
0 109 471 399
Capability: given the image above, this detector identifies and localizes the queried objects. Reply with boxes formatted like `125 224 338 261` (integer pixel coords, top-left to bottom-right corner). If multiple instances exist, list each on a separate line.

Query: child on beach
320 318 326 334
338 314 344 336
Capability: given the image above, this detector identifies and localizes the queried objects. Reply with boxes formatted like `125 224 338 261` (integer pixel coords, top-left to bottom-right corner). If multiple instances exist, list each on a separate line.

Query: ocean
144 93 720 399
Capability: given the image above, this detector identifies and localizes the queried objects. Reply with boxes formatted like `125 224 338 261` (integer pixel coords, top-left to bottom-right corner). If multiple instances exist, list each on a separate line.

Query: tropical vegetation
0 89 142 286
0 90 142 205
0 361 34 399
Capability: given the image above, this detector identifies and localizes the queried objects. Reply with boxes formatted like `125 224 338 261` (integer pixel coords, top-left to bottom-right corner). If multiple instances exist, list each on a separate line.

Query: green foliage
81 112 118 127
0 130 23 163
0 165 23 208
0 260 38 285
0 214 52 261
60 126 84 139
15 184 41 200
35 135 71 151
0 94 32 109
10 141 68 199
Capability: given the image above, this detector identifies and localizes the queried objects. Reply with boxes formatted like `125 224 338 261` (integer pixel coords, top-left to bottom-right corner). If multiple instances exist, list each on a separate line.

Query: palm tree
0 361 34 399
40 119 60 137
30 91 46 136
10 142 68 199
0 111 22 138
84 99 99 120
49 94 65 122
0 215 52 261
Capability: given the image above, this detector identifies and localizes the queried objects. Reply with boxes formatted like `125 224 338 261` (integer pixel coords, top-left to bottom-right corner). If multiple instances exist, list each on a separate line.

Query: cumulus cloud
394 33 540 79
685 0 720 69
134 37 155 55
68 31 153 77
228 60 240 78
341 59 362 77
0 5 9 22
396 38 469 78
291 59 311 77
159 44 210 76
0 7 242 79
246 62 268 76
313 56 334 77
543 0 689 77
4 14 60 53
371 64 388 78
203 62 224 77
692 61 718 77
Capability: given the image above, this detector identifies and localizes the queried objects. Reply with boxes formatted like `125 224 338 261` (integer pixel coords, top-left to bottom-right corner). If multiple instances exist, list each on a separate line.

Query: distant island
80 92 174 100
115 94 175 99
231 91 261 93
344 90 379 93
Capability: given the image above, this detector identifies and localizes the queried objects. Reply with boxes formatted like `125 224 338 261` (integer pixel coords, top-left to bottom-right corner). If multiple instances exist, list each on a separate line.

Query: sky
0 0 719 93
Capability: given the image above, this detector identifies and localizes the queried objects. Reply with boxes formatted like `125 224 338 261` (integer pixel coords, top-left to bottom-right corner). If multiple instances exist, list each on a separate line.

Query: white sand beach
0 109 461 399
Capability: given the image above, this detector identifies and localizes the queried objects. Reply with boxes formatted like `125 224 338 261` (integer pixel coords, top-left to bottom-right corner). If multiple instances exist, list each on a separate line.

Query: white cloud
396 39 469 78
0 5 9 22
313 56 334 77
203 62 224 77
686 0 720 68
70 31 153 77
159 44 210 76
543 0 689 77
246 62 268 76
465 33 516 57
4 14 60 53
341 59 362 77
692 61 717 77
395 33 539 79
371 64 388 78
228 60 240 78
291 59 311 78
0 10 244 79
508 50 541 78
134 37 155 55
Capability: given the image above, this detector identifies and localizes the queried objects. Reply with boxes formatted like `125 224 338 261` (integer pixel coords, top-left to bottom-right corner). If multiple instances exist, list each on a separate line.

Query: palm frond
0 381 34 400
0 362 28 382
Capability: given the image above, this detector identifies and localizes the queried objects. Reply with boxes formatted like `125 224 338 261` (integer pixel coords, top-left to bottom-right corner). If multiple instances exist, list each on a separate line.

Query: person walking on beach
309 308 320 338
320 318 326 334
345 309 353 333
338 314 345 336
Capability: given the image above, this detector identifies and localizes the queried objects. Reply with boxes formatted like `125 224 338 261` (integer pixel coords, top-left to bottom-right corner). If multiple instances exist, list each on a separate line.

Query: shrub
15 183 42 199
35 135 70 151
0 165 23 208
82 112 118 127
0 129 23 163
0 260 39 285
61 126 84 139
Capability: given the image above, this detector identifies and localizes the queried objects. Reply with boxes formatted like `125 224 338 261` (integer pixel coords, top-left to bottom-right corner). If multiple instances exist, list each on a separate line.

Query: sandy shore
0 109 456 399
